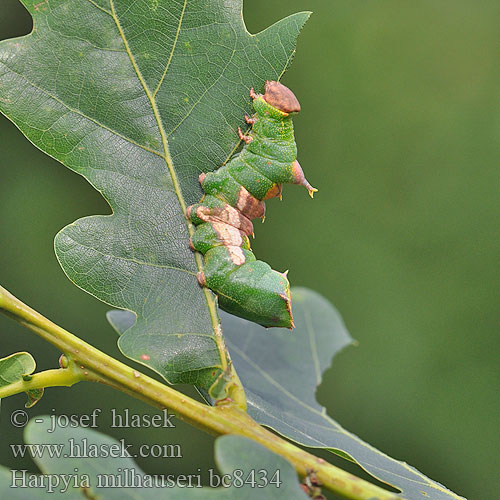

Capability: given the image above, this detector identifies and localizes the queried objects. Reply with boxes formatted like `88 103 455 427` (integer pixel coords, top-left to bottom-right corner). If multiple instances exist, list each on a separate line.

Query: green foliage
0 352 36 388
0 0 309 396
0 416 308 499
0 351 43 408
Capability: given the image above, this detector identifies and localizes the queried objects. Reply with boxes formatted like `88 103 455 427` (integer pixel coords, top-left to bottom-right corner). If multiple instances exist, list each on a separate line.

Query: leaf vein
166 37 237 138
0 61 164 158
108 0 229 371
61 235 196 276
247 402 339 445
304 307 322 385
153 0 187 98
226 340 326 417
85 0 113 17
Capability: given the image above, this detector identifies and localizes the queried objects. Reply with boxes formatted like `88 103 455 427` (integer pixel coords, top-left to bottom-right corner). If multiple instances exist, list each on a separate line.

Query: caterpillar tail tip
308 187 318 199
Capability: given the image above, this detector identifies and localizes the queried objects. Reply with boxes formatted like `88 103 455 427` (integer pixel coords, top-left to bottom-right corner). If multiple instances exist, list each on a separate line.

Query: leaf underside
107 288 466 500
0 0 309 394
221 288 466 500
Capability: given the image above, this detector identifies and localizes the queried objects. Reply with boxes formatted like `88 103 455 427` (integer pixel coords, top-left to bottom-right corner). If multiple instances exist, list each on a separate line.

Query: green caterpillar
187 81 316 329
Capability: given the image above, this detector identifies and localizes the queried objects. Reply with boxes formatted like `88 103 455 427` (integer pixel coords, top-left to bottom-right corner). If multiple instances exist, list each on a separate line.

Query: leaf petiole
0 366 83 400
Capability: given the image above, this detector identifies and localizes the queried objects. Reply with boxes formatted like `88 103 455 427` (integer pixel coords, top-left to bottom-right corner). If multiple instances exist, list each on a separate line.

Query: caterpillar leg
238 126 253 144
245 114 257 125
197 271 206 287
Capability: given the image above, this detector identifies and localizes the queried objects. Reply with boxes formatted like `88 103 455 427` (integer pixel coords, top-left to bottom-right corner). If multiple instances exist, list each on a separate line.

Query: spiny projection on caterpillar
187 81 316 329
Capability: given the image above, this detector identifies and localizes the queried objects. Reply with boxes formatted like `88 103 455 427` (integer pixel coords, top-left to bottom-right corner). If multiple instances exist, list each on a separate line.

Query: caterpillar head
264 81 301 114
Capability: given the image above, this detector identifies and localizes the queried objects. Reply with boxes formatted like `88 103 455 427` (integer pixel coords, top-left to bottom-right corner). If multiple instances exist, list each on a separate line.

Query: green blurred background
1 1 498 499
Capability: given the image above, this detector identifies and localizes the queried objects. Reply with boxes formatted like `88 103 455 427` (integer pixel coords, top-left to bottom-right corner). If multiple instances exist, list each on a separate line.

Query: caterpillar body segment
187 81 316 328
